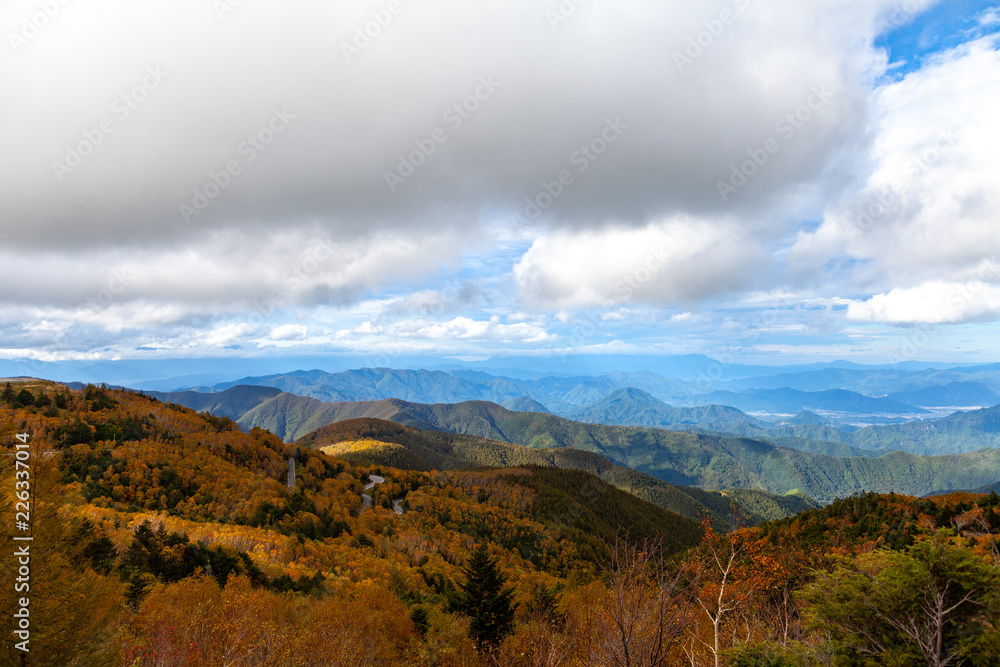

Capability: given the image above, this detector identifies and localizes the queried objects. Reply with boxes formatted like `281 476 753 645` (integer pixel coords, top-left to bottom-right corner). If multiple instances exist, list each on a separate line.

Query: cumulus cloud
202 323 256 347
0 227 466 309
379 284 483 319
5 0 995 362
335 315 556 347
1 0 890 255
846 280 1000 324
512 217 771 309
979 7 1000 26
791 35 1000 290
269 324 308 341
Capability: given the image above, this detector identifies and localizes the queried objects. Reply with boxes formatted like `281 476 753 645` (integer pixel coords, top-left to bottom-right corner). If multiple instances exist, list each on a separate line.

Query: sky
1 0 999 374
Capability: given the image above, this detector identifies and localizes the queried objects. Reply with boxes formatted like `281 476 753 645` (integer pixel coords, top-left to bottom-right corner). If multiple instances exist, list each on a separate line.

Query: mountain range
294 417 818 528
558 387 1000 456
684 387 927 416
150 384 1000 503
181 366 1000 420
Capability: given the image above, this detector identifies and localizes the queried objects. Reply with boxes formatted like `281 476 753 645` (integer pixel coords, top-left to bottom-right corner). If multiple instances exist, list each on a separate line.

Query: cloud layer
3 0 884 248
792 36 1000 295
2 0 999 362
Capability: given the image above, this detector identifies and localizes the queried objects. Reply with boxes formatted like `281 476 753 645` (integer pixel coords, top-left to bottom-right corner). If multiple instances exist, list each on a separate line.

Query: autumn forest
2 379 1000 666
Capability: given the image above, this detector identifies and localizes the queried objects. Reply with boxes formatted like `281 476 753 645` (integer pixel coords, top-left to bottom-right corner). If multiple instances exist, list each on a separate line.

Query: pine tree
1 382 13 405
13 389 33 408
410 605 429 635
456 542 515 645
125 573 155 611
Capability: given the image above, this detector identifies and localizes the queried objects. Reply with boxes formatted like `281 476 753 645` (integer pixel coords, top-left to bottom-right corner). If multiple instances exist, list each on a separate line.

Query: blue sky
877 0 1000 77
1 0 999 374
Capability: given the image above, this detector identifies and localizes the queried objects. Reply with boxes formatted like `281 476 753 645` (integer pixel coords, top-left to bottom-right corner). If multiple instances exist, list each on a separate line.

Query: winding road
360 474 405 515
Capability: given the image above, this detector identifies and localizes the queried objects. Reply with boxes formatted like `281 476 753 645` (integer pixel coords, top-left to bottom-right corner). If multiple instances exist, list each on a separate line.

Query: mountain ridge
294 417 819 528
151 387 1000 503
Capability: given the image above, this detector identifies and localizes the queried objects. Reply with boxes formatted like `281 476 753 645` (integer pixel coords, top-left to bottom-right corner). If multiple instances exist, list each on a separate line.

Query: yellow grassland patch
320 439 402 457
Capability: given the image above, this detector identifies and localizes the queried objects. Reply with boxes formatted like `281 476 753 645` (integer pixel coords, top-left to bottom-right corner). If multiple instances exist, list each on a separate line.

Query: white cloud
671 312 707 323
203 323 255 347
338 315 555 345
400 316 555 343
512 217 771 309
791 36 1000 289
601 309 630 322
7 0 998 363
0 227 466 311
269 324 308 341
1 0 892 254
979 7 1000 27
846 281 1000 324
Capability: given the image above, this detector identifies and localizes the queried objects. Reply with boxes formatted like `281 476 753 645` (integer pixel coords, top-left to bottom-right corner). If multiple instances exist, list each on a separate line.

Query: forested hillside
296 417 818 529
2 381 1000 665
227 394 1000 502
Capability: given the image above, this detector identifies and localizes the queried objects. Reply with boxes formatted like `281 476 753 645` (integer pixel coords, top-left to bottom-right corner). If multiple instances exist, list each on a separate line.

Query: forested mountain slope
234 394 1000 502
296 417 818 528
4 379 1000 666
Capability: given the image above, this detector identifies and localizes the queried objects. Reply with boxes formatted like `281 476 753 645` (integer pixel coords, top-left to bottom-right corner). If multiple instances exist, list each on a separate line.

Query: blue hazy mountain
689 388 926 415
887 381 1000 407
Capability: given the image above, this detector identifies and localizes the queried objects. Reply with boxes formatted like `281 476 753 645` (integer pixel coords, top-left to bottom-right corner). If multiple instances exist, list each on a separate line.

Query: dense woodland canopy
1 380 999 665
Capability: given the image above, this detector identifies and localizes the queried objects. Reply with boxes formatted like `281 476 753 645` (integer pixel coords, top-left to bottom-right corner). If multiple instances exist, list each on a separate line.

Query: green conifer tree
456 542 515 645
13 389 33 409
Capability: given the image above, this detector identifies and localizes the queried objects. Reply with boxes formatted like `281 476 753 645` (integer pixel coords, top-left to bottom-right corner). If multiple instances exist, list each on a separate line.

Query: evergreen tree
82 537 118 575
456 542 515 645
1 382 13 405
13 389 34 408
410 605 429 635
125 573 155 611
34 390 51 408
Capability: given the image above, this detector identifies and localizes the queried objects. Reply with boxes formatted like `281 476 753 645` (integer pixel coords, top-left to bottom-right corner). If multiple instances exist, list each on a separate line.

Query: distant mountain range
180 367 1000 423
207 367 584 413
886 381 1000 407
149 368 1000 457
721 364 1000 395
558 387 1000 456
150 385 1000 503
686 387 927 415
